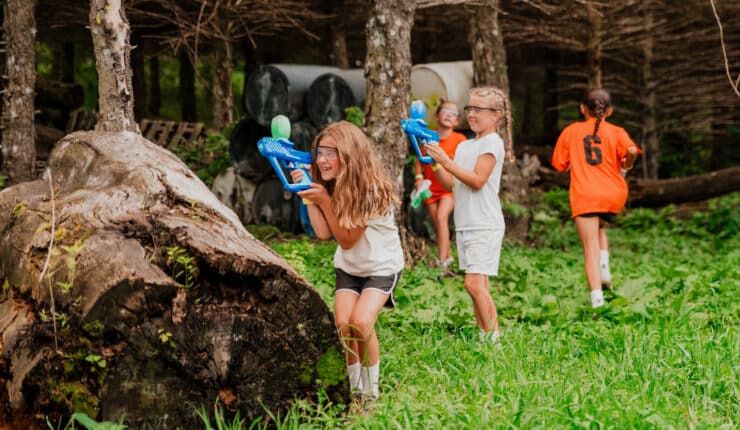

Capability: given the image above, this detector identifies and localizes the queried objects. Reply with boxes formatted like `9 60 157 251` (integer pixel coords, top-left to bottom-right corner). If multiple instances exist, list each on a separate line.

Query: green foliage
528 187 579 249
0 175 5 190
253 193 739 429
158 328 176 348
171 129 232 186
47 412 126 430
165 246 198 288
84 354 106 372
198 401 246 430
46 381 99 421
344 106 365 127
315 347 346 390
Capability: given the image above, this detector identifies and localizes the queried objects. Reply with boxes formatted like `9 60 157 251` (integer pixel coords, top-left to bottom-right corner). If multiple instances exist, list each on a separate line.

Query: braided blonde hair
469 86 515 162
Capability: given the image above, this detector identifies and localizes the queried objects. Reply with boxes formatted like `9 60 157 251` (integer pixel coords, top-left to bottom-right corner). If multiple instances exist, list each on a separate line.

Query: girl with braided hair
551 88 641 308
425 86 513 344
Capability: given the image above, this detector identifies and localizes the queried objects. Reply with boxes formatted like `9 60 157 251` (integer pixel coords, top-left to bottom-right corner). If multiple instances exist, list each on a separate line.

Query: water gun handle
410 134 435 165
289 163 314 204
410 179 432 209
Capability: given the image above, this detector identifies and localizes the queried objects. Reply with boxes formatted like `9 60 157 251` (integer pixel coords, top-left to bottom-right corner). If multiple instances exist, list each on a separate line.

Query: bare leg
334 291 361 364
464 273 498 332
435 196 454 263
598 224 612 288
350 290 389 367
575 216 602 291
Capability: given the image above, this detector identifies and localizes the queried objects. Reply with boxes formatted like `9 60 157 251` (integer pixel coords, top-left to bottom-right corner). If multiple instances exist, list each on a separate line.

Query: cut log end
0 130 348 427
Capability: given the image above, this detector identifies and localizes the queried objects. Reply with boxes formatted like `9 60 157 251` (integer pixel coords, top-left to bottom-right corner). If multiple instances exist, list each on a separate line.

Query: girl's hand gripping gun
257 115 312 193
401 100 439 165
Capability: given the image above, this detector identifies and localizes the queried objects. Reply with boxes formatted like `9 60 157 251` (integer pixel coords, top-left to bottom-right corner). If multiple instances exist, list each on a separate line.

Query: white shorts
456 229 504 276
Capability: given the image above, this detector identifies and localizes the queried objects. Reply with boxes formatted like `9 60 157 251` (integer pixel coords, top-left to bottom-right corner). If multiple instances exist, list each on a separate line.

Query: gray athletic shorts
335 268 402 309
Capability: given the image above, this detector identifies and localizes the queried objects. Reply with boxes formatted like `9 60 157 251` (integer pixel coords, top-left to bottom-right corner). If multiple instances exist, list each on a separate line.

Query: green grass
253 192 739 429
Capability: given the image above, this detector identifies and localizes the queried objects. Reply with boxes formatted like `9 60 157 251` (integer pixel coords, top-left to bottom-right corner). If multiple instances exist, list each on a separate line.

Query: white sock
600 250 611 281
490 331 500 344
479 330 500 344
591 289 605 308
348 362 362 391
362 363 380 398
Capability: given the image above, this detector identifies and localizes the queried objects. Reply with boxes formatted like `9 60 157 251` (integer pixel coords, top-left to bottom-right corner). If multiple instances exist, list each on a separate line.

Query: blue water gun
401 100 439 165
257 115 312 193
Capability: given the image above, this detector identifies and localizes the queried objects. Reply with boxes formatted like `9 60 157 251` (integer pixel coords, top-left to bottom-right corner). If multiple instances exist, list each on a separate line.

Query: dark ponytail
583 88 612 138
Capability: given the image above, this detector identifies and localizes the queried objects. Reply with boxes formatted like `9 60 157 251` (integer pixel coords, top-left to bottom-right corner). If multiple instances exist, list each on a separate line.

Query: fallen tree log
535 165 740 207
628 165 740 206
0 131 347 428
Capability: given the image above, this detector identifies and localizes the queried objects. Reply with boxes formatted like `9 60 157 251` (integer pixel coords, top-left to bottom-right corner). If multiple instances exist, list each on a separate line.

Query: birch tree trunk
1 0 36 184
364 0 416 203
468 0 530 241
89 0 137 133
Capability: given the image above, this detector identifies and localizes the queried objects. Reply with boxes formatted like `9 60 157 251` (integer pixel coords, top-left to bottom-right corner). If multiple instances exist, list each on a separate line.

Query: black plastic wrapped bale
252 176 303 233
306 73 356 128
229 118 272 179
290 120 318 152
243 65 292 127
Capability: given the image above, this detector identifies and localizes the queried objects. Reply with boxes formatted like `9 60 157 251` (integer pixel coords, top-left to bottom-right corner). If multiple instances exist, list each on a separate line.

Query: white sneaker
440 257 454 269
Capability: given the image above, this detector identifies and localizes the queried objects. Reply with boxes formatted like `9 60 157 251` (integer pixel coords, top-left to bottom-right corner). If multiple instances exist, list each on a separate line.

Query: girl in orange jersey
551 88 641 308
413 100 467 268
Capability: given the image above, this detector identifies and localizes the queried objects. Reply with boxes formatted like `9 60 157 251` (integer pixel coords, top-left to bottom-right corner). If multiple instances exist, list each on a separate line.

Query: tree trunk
538 165 740 207
468 0 529 241
89 0 137 133
0 131 347 428
468 0 509 95
586 0 602 89
35 78 85 111
326 0 350 69
179 50 196 123
213 44 234 131
363 0 416 207
148 55 161 117
640 8 659 179
1 0 36 185
544 50 559 142
131 35 148 121
628 166 740 207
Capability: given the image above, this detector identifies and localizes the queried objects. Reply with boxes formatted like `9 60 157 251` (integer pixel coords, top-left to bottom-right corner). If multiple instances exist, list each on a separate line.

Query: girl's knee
348 317 374 341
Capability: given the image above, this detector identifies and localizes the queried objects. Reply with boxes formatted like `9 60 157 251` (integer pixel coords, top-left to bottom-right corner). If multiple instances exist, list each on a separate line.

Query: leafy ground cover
49 193 738 429
50 193 740 429
238 191 739 429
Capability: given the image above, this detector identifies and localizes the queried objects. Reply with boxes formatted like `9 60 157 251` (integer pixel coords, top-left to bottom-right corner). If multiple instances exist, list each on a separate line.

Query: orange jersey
551 119 641 217
422 131 467 198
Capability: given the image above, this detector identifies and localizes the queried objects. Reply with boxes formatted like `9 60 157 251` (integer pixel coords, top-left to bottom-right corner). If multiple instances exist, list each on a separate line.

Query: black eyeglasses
463 105 499 114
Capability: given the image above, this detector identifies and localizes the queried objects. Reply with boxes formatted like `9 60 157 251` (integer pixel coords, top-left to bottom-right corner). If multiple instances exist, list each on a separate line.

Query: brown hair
311 121 399 228
469 86 514 162
582 88 612 138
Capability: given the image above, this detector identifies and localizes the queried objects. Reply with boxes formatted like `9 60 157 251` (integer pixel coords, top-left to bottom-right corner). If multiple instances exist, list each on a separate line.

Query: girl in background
551 88 640 308
425 87 512 344
413 100 467 269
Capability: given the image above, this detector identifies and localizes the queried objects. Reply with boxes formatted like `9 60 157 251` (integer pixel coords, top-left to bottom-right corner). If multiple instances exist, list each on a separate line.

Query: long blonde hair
469 86 515 162
311 121 399 228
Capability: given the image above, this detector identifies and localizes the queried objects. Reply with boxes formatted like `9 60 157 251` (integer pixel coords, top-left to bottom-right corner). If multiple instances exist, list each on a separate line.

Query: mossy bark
0 131 347 428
